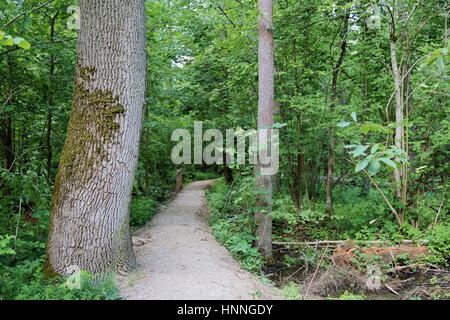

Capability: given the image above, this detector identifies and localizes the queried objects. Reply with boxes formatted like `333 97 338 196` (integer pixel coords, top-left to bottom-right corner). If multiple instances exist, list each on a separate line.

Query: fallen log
273 239 429 247
332 244 429 267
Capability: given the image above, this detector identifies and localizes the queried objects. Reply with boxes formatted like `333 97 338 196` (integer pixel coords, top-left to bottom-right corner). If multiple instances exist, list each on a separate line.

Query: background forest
0 0 449 300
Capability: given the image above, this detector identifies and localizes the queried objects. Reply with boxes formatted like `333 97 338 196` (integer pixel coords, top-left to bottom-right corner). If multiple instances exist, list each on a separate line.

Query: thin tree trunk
272 101 281 193
389 6 409 224
176 168 183 193
46 112 52 179
223 151 233 184
2 56 16 171
45 0 147 276
255 0 274 260
223 164 233 184
325 12 349 216
2 117 14 170
390 38 403 200
46 13 58 182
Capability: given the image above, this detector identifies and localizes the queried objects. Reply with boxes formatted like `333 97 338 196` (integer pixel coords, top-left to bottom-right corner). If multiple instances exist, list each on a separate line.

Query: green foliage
0 235 15 255
331 186 392 239
330 291 366 300
1 248 121 300
280 282 301 300
130 197 159 230
2 264 120 300
207 179 263 272
184 169 220 184
271 195 301 226
15 273 120 300
271 194 330 241
340 114 408 176
425 224 450 266
0 32 30 50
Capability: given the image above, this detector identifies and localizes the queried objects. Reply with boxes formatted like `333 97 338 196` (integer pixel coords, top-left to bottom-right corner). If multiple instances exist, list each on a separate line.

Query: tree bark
255 0 274 260
45 0 147 276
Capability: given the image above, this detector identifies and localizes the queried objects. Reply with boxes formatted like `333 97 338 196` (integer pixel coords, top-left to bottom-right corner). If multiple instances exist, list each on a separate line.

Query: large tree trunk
255 0 274 260
45 0 147 276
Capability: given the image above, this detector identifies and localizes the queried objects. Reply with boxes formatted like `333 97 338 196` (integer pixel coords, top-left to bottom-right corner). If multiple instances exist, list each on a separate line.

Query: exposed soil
118 180 281 300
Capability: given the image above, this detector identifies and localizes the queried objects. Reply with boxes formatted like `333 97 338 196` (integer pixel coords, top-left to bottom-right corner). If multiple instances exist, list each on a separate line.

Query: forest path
118 179 281 300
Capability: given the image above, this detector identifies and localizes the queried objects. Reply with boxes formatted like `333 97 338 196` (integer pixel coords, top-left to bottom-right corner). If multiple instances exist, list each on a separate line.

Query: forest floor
118 180 281 300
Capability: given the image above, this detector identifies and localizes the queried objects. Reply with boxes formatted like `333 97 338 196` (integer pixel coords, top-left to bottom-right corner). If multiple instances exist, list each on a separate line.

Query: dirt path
118 180 281 300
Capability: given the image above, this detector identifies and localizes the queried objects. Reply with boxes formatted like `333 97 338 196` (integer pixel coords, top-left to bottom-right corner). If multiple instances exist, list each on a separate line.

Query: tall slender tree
255 0 274 260
45 0 147 275
46 11 59 182
325 8 350 216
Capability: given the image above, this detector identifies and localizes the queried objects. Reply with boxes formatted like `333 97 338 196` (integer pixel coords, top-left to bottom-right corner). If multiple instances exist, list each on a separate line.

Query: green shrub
280 282 301 300
207 179 263 272
0 235 15 255
331 186 389 238
0 257 120 300
330 291 366 300
15 272 120 300
425 224 450 266
130 197 158 229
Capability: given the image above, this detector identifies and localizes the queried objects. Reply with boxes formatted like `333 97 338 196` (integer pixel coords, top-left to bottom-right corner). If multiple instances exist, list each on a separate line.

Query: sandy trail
118 180 280 300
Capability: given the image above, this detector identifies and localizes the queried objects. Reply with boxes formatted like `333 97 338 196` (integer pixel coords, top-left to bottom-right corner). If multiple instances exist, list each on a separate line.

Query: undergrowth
0 165 169 300
206 177 263 272
130 197 159 230
205 176 450 299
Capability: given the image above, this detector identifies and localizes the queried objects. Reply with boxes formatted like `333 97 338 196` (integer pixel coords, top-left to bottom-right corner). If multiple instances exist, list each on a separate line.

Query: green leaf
352 145 369 157
355 159 369 172
351 112 357 122
18 39 30 50
371 144 379 154
1 36 14 46
0 31 5 40
437 56 445 72
380 158 397 169
360 123 392 134
367 160 381 175
416 165 427 173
